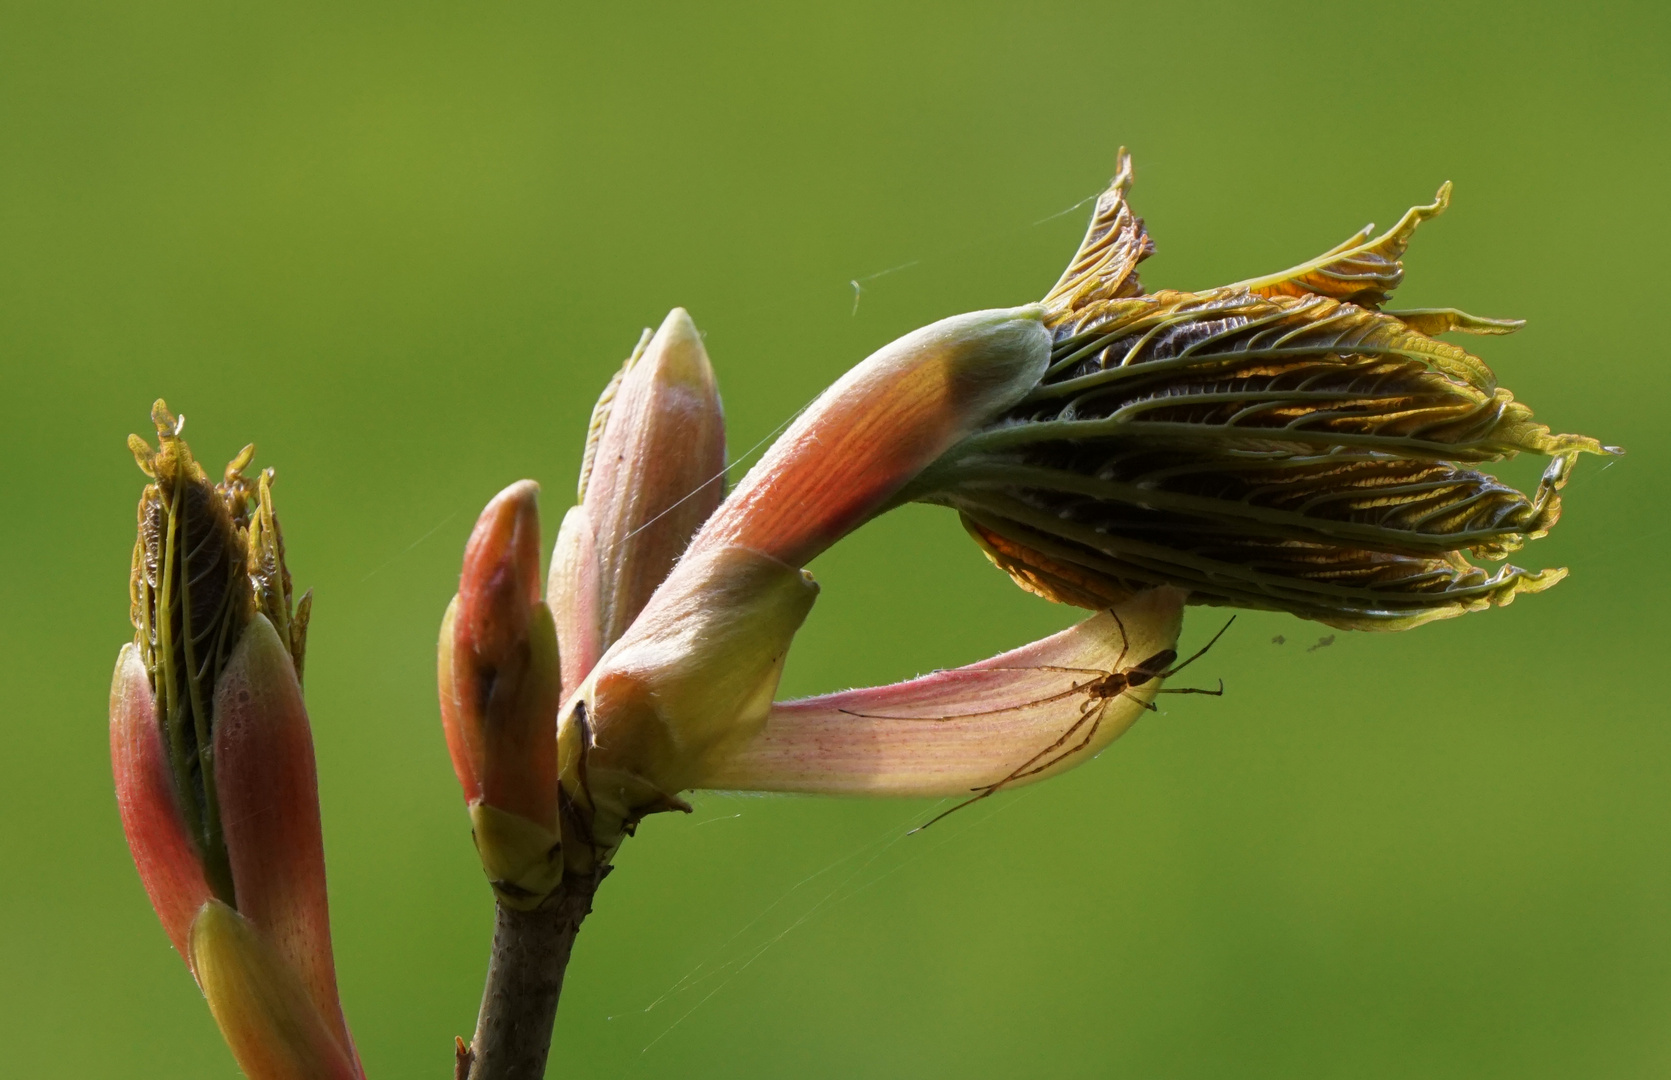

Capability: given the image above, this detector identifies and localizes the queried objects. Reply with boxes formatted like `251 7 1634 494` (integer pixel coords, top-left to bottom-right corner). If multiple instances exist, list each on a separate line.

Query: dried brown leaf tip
920 151 1619 630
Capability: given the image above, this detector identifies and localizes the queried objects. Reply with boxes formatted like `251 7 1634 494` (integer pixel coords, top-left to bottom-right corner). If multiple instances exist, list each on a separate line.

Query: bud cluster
440 309 729 900
108 148 1615 1080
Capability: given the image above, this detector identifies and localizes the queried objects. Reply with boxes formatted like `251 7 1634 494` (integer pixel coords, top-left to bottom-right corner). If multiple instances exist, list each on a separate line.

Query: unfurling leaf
910 150 1618 630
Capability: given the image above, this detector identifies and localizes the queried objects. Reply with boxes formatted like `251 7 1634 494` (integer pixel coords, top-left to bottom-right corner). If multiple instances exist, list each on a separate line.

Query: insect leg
838 678 1102 722
1153 679 1224 697
1157 616 1236 679
982 696 1101 787
910 698 1103 833
975 665 1116 677
1107 608 1132 671
1006 699 1111 784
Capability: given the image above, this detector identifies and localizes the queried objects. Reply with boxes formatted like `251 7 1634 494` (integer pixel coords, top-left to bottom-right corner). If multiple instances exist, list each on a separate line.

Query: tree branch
462 869 607 1080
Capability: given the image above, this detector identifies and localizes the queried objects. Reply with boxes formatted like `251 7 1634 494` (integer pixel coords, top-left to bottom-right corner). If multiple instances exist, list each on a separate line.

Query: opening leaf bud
554 308 1052 852
127 400 255 904
121 399 319 912
915 151 1619 630
114 401 358 1076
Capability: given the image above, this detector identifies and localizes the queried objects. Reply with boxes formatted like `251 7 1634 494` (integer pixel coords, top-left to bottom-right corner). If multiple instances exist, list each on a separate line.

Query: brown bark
462 870 606 1080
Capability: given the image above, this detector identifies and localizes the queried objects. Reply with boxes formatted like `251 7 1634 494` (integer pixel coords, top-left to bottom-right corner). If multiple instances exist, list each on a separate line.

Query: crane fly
839 613 1235 832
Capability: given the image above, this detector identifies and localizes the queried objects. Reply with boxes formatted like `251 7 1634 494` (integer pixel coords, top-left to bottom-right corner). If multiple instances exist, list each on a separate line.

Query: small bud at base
189 900 363 1080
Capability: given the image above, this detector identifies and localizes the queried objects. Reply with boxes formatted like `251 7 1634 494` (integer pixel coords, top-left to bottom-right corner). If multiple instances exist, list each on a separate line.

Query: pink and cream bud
560 543 819 847
548 504 604 704
565 307 727 654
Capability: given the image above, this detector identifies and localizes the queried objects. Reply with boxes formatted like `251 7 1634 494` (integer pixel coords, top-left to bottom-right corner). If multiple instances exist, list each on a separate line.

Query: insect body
842 612 1236 831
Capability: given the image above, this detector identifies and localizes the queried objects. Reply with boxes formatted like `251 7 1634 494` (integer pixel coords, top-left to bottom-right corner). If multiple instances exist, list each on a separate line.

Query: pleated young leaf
908 150 1618 630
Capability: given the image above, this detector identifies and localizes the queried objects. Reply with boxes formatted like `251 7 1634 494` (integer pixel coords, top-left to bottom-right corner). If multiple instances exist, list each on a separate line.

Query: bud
439 481 563 909
576 308 727 649
913 150 1618 630
560 543 819 858
701 588 1186 797
215 614 351 1045
113 401 361 1079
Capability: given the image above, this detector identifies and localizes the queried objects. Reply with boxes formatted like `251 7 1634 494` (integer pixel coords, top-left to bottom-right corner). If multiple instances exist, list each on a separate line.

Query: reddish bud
215 615 357 1066
440 480 563 907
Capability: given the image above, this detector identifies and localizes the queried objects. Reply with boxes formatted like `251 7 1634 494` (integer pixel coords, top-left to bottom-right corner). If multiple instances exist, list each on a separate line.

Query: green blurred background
3 1 1666 1075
